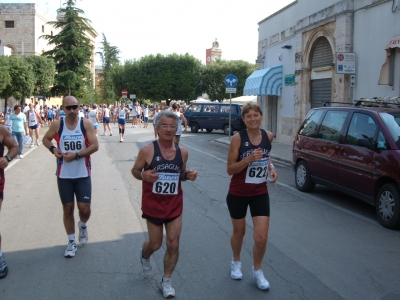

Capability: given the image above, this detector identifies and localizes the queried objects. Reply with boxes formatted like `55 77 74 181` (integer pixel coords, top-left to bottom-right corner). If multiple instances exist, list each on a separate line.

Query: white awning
243 65 283 96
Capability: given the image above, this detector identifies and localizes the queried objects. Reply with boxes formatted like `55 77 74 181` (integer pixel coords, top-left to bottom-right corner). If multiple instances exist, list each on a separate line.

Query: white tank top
104 108 110 118
118 108 126 119
88 110 98 125
56 117 90 178
28 111 38 126
174 111 182 135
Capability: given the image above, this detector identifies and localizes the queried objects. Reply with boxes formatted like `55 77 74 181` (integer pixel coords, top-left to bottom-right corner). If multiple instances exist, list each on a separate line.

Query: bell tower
206 38 222 65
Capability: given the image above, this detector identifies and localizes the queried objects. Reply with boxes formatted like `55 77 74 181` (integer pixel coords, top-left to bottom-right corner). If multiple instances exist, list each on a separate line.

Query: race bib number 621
152 173 179 195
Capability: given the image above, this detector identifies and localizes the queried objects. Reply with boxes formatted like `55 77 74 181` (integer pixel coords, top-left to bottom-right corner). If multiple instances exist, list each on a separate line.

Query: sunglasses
64 105 79 110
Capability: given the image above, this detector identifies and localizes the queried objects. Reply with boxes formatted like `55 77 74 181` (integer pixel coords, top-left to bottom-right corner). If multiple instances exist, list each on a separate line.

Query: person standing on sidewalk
42 96 99 258
10 105 28 159
26 103 43 148
226 102 278 290
131 110 197 298
0 125 18 278
152 105 161 139
117 102 129 142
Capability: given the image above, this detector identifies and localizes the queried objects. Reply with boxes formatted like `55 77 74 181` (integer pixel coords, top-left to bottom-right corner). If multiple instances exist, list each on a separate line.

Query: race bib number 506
152 173 179 195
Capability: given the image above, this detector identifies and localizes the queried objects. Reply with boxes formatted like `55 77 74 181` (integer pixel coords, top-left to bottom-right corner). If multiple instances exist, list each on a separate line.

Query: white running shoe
36 140 40 146
101 133 106 136
64 240 77 258
30 144 35 148
19 154 24 159
251 267 270 290
110 132 113 136
78 221 88 245
161 278 175 298
140 250 152 276
230 260 242 280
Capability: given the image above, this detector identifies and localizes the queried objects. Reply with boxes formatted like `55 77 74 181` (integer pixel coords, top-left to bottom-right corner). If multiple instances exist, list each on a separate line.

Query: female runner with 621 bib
226 102 278 291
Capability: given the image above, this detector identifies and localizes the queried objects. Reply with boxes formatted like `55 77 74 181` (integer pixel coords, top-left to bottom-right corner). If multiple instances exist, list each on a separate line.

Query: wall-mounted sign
336 52 356 74
284 74 295 86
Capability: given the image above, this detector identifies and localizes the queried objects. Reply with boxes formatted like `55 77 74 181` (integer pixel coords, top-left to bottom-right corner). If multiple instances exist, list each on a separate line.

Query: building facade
245 0 400 144
0 3 98 107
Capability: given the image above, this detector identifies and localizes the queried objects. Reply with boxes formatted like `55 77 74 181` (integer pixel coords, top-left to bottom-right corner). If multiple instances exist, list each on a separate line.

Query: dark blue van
183 103 245 135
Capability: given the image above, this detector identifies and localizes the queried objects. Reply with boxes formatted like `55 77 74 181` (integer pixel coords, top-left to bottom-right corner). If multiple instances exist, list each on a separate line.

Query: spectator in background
10 105 28 159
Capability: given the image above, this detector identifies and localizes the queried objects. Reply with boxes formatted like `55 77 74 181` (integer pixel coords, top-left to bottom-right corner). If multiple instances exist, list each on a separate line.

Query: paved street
0 123 399 300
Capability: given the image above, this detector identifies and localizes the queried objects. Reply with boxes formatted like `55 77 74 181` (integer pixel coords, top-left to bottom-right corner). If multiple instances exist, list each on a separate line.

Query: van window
204 105 219 113
376 130 389 150
298 109 324 137
345 113 377 146
187 105 201 112
318 111 348 142
220 105 236 113
379 112 400 148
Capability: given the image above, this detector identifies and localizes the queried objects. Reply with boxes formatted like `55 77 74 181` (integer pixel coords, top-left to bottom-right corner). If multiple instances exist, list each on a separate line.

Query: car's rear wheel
295 161 315 192
191 123 199 133
206 129 213 133
376 183 400 229
223 124 233 135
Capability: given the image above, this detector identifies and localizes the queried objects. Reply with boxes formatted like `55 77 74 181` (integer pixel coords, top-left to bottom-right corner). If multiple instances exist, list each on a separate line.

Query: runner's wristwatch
75 153 80 160
5 155 11 162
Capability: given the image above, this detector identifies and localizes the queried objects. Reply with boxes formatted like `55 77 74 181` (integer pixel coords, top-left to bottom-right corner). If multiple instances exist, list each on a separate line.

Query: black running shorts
226 193 270 219
57 176 92 204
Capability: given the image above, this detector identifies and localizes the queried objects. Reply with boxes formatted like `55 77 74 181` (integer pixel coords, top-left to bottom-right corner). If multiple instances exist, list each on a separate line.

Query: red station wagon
292 101 400 229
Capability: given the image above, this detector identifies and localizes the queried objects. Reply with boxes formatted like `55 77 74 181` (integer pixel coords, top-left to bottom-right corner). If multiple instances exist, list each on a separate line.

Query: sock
68 234 75 242
162 277 171 283
79 221 87 228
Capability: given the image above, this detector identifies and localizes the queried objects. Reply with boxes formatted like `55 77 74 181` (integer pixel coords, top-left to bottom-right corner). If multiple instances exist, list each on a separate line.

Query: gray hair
155 110 178 128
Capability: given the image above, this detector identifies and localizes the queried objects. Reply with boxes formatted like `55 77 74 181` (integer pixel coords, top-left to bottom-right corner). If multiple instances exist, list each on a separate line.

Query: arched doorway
310 37 333 108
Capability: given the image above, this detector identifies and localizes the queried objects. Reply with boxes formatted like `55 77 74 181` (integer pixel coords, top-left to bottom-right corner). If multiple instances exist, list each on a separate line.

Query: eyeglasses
64 105 79 110
159 124 177 130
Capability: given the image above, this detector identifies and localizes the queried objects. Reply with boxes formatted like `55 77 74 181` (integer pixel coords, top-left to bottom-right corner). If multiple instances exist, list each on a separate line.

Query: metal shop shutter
311 37 332 69
311 79 332 108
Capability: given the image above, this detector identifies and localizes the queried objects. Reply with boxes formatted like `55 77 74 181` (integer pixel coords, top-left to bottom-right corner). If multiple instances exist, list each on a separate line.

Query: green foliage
114 53 203 102
201 60 257 101
24 55 55 95
96 33 120 104
0 56 11 94
0 55 35 103
41 0 94 96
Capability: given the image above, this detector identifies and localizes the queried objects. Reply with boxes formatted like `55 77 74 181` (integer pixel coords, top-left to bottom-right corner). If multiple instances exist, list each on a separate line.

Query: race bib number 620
152 173 179 195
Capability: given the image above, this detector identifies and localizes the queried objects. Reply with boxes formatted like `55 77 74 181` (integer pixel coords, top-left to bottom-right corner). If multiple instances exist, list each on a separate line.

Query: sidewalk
215 136 292 166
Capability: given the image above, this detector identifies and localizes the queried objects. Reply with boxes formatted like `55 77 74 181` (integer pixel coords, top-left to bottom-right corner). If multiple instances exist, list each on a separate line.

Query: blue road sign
225 74 238 87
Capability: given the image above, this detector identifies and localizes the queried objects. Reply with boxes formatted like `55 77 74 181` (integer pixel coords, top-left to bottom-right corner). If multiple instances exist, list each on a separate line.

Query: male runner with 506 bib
42 96 99 258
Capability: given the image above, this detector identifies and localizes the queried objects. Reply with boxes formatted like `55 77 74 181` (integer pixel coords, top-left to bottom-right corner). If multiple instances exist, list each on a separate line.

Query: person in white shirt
101 104 112 136
26 103 43 147
143 105 149 128
88 104 100 136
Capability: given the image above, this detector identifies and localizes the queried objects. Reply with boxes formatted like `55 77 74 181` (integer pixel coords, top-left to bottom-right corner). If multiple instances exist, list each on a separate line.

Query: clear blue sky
3 0 293 64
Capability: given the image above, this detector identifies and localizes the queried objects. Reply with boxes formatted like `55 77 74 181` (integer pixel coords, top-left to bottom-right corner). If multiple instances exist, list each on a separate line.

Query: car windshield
379 112 400 148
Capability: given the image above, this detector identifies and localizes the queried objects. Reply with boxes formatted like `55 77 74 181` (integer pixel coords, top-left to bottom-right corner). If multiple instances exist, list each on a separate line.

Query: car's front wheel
295 161 315 192
376 183 400 229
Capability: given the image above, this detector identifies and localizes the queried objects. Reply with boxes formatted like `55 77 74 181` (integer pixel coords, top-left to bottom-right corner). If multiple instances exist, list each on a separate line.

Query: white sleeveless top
88 110 98 125
56 117 90 178
28 111 38 126
118 108 126 119
104 108 110 118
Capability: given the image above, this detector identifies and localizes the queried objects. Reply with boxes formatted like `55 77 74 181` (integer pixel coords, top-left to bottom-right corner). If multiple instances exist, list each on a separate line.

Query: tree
24 55 55 97
0 56 11 113
201 60 257 101
41 0 94 96
0 55 35 109
96 33 120 104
